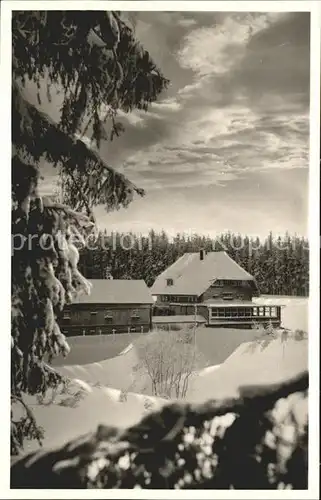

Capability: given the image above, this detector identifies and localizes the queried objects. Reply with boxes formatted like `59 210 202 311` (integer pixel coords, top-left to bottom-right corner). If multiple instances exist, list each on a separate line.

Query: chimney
200 249 205 261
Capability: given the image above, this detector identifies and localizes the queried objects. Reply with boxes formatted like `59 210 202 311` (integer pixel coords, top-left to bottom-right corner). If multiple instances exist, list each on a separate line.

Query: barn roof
72 279 154 305
150 251 256 297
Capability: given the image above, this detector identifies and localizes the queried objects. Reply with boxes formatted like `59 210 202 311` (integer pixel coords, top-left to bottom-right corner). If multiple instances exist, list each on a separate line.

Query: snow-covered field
24 296 308 453
23 384 167 452
187 334 307 402
26 332 307 453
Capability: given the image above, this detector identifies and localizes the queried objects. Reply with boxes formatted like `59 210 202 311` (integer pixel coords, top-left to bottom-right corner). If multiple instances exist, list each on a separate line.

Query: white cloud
151 98 181 111
115 98 181 128
177 13 285 76
177 104 258 145
117 110 145 126
121 93 308 190
177 18 198 28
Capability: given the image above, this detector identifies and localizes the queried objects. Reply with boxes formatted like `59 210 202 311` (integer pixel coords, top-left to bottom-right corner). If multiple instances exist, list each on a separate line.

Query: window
214 280 243 287
167 278 174 286
223 293 234 301
259 307 264 317
265 307 271 317
253 307 258 316
211 308 219 317
63 312 71 320
105 311 113 323
271 307 277 318
90 311 97 324
131 309 140 318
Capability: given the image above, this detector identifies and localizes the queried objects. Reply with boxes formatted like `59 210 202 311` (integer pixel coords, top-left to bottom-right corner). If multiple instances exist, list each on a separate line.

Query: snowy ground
23 296 308 453
51 332 146 366
24 385 167 453
187 335 307 402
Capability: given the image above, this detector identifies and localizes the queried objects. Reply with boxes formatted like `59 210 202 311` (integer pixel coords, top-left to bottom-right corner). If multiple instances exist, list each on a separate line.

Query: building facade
59 279 153 336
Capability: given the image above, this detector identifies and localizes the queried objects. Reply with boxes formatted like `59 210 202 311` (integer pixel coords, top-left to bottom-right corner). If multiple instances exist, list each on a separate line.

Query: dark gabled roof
72 279 153 305
150 251 256 297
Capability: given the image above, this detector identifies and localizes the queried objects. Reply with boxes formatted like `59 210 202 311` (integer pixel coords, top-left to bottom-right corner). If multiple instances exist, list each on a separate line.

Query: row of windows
62 326 146 336
166 279 248 290
161 295 197 303
210 306 278 318
161 292 244 303
208 292 247 301
62 310 141 321
211 280 245 287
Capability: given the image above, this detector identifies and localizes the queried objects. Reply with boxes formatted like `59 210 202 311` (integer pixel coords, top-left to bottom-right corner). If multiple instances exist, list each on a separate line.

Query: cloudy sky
39 11 310 239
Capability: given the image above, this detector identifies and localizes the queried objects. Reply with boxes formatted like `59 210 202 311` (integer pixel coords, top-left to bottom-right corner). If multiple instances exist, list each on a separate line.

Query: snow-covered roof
72 279 154 305
151 251 256 296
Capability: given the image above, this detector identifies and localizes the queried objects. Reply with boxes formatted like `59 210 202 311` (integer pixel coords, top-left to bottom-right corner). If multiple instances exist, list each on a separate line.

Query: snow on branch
12 84 144 213
11 371 308 489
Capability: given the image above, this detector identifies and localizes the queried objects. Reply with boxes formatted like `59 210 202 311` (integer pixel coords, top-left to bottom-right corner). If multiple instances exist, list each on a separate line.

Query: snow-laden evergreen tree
11 10 169 455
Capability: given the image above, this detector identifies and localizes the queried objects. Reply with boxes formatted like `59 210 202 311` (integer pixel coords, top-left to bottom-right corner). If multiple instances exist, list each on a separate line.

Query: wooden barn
59 279 153 336
151 250 282 328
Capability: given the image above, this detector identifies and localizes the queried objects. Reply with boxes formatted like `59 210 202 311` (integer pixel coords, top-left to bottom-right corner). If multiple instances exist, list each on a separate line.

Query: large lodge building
59 250 282 336
151 250 282 328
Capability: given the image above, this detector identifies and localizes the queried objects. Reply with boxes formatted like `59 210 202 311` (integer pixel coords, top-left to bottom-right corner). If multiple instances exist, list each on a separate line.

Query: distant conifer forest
78 231 309 297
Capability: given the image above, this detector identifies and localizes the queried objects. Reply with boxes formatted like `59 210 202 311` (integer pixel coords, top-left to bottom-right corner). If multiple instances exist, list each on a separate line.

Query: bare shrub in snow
133 330 205 399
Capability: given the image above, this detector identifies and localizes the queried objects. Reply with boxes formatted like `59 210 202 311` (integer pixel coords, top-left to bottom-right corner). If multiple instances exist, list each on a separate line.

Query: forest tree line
78 230 309 296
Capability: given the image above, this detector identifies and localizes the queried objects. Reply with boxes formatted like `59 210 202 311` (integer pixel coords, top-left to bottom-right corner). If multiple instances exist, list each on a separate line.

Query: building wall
154 281 256 308
152 321 205 330
59 303 152 336
200 282 254 302
167 304 209 321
